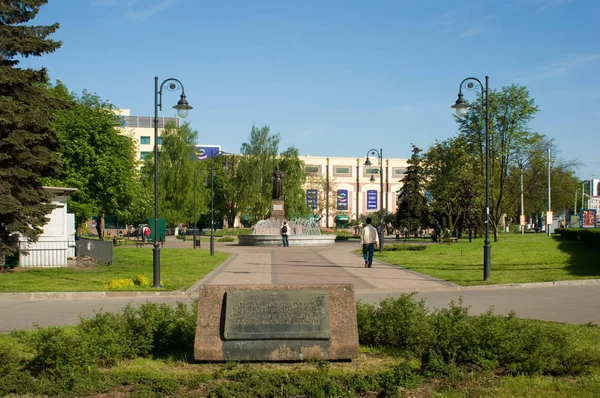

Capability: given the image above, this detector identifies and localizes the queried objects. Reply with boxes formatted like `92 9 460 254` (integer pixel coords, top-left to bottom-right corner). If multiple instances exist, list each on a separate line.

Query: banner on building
582 209 597 228
367 189 378 210
192 145 221 161
336 190 348 211
306 189 318 210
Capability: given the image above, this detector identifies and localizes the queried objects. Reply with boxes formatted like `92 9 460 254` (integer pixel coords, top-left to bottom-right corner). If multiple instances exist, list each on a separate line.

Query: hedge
555 228 600 250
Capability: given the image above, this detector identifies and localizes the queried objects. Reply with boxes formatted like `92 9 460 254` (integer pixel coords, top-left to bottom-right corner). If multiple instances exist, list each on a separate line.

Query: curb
5 279 599 301
0 291 189 300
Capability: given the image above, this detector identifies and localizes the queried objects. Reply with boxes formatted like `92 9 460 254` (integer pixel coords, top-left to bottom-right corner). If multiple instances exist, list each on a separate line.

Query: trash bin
194 238 201 248
113 237 117 246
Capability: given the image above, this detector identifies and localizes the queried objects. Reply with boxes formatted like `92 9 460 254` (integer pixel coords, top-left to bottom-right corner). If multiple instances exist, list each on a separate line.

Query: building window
140 151 150 159
363 167 380 177
140 136 151 145
393 167 406 177
333 166 352 177
305 165 321 175
157 138 163 145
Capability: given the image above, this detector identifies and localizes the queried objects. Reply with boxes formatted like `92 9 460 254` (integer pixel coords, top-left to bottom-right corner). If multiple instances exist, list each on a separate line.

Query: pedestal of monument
271 199 285 220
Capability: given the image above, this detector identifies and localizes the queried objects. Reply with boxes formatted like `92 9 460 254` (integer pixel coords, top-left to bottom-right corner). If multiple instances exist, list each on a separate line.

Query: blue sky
23 0 600 179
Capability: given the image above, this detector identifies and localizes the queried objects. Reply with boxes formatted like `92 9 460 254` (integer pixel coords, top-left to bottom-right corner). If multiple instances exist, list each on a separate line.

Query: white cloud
535 0 575 12
513 54 600 83
93 0 181 23
460 26 483 37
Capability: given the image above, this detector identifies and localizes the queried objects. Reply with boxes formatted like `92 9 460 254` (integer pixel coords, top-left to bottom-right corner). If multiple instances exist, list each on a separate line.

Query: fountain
237 167 336 246
237 219 336 246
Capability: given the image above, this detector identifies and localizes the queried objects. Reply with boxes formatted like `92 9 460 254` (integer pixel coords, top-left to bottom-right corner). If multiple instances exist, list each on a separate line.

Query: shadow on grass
555 235 600 277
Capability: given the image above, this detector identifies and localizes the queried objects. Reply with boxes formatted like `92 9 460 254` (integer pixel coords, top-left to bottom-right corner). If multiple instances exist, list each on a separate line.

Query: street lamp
206 150 233 256
452 76 490 281
193 170 201 249
364 148 384 253
153 77 192 288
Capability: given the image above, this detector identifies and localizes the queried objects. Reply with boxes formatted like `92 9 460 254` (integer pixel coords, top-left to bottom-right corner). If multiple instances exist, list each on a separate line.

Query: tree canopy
49 83 140 238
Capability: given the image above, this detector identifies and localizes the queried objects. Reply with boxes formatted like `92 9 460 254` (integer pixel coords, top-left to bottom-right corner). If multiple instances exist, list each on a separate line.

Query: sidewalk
2 237 600 332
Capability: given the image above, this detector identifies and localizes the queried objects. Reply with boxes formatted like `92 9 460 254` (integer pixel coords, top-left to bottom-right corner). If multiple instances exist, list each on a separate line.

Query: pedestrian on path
360 217 378 268
281 220 289 247
182 224 188 242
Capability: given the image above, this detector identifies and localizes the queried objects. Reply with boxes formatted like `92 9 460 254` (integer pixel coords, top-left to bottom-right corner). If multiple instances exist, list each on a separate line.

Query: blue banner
367 190 378 210
337 189 348 211
306 189 318 210
192 145 221 161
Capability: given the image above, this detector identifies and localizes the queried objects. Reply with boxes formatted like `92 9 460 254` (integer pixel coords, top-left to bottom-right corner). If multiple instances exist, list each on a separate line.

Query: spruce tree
396 144 431 236
0 1 62 257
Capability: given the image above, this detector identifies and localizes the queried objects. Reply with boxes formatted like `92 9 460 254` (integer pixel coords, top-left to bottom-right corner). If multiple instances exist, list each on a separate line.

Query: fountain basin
238 234 336 246
237 218 336 247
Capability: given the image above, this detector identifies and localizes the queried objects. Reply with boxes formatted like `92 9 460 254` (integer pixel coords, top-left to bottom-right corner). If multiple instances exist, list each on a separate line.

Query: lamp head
174 94 193 118
364 157 372 167
451 92 469 117
370 173 376 182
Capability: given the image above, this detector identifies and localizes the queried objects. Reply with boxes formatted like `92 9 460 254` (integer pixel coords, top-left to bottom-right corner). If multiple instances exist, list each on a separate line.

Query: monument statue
272 167 284 200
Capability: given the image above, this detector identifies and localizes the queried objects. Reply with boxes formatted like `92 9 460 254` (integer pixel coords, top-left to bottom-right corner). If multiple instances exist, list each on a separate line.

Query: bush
358 295 597 377
384 244 427 251
357 293 432 354
104 278 135 289
23 327 103 393
219 236 236 242
556 228 600 250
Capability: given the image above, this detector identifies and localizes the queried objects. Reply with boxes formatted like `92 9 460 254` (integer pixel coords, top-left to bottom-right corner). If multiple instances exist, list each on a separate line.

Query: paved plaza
1 237 600 333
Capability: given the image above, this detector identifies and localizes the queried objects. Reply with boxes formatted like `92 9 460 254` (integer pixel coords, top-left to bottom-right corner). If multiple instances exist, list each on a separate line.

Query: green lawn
0 248 229 293
377 233 600 285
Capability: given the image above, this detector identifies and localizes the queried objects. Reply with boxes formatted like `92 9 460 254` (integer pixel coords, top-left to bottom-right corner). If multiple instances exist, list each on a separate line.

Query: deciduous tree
49 83 140 239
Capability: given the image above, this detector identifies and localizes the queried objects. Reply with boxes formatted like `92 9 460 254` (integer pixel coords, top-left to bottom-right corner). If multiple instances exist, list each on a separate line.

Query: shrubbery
1 295 598 396
556 228 600 250
384 244 427 251
357 293 596 376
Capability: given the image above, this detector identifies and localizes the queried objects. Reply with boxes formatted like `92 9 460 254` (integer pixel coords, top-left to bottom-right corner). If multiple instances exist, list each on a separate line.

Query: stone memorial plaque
195 285 359 361
224 290 330 340
272 204 284 211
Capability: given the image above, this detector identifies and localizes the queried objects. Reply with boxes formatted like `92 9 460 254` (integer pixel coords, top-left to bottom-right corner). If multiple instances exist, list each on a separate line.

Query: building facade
301 155 409 228
115 109 180 162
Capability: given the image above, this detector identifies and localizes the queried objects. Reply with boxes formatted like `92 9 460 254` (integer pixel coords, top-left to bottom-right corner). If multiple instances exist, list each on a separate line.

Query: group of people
140 225 151 242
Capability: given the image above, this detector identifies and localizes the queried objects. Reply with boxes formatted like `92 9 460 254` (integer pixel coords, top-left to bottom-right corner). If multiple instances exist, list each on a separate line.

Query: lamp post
206 150 232 256
451 76 490 281
364 148 384 253
193 171 201 249
153 77 192 288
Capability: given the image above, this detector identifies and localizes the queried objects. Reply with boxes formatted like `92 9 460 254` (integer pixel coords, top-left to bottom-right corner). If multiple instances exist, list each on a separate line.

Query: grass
376 233 600 286
2 318 599 397
0 248 229 292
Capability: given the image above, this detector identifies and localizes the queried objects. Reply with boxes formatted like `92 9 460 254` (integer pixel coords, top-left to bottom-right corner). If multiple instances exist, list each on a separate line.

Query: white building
18 187 77 268
115 109 180 163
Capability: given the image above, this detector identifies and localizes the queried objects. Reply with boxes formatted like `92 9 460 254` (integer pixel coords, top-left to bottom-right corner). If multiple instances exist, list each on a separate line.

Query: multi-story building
301 155 409 228
115 109 180 162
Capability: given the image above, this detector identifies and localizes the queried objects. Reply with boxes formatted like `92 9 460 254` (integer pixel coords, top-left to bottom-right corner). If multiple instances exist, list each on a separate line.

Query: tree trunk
95 213 105 241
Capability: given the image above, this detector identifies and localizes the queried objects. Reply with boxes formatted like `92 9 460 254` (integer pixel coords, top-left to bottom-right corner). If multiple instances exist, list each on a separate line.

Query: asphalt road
1 240 599 333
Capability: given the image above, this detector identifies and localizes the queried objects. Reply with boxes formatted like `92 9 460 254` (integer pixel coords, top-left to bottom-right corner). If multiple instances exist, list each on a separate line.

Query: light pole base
210 236 214 256
152 244 162 288
483 244 491 281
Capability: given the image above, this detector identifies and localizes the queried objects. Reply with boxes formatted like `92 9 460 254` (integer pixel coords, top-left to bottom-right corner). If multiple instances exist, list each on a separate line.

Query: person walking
182 224 188 242
360 217 378 268
281 220 289 247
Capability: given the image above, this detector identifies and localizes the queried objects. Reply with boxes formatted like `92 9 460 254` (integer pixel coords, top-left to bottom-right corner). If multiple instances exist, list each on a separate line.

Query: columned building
301 155 409 228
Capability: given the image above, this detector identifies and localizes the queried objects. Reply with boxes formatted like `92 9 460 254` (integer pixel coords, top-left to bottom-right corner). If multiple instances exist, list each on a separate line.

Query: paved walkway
1 236 600 332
